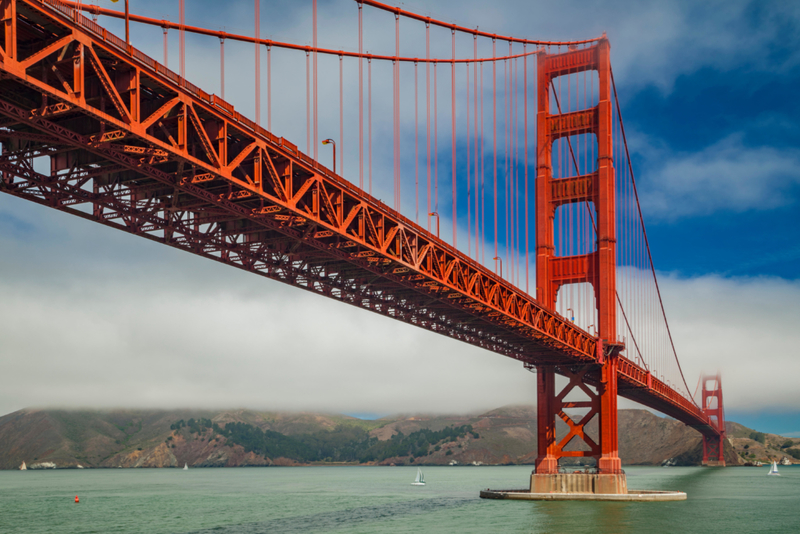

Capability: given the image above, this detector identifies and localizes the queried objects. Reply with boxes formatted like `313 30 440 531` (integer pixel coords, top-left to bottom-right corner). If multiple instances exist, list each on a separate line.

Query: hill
0 406 788 470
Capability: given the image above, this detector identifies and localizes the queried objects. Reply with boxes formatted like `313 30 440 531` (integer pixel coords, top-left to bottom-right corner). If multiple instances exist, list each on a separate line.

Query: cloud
1 194 799 417
636 133 800 219
0 195 537 416
660 273 800 412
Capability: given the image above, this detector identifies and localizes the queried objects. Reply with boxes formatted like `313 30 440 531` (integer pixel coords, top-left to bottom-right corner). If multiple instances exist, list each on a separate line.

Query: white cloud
660 273 800 412
638 134 800 219
0 195 537 416
1 195 798 416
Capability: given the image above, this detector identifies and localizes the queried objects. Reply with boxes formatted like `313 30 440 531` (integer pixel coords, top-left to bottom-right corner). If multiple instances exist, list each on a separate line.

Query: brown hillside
0 406 755 469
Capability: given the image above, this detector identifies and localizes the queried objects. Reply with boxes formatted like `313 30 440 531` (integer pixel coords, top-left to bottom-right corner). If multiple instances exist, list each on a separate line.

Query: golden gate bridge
0 0 726 495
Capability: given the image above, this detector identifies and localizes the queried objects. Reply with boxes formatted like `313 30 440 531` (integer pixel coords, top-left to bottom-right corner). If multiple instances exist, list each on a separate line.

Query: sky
1 0 799 436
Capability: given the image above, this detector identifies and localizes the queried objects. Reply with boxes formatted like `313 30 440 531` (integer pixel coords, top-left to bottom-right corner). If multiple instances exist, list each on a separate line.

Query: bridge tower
533 38 627 494
701 374 726 466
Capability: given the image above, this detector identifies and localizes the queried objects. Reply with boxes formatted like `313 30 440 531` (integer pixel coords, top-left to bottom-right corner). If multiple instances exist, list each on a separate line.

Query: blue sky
1 0 799 436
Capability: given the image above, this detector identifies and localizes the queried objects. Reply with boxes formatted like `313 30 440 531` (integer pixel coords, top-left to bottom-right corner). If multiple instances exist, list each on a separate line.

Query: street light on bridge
493 256 502 278
322 138 336 174
428 212 439 237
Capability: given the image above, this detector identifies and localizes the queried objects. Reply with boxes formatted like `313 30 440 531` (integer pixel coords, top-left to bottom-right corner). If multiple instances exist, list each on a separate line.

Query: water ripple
182 496 474 534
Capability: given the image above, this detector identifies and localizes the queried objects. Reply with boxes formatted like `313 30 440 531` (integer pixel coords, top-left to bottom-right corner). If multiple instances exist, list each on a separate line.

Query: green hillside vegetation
171 418 476 463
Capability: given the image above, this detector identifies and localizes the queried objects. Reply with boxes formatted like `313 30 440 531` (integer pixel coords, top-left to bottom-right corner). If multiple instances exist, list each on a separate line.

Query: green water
0 466 797 533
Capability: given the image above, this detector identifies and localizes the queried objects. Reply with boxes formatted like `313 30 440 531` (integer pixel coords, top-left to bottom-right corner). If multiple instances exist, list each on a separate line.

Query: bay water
1 465 798 533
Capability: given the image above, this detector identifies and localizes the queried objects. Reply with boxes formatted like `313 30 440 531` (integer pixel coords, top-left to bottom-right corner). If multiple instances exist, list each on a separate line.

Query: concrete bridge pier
530 472 628 495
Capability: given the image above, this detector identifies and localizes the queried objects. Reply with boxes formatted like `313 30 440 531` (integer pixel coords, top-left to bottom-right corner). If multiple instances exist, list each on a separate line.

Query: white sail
411 467 425 485
768 461 780 476
19 461 26 471
183 463 189 470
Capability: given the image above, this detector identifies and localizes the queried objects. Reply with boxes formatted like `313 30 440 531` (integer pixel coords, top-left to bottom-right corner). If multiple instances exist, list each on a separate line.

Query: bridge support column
534 367 559 475
701 374 726 466
702 435 725 467
532 37 625 494
597 353 622 475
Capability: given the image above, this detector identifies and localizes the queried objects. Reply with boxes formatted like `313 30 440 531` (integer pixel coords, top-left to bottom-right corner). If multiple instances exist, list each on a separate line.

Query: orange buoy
74 495 79 503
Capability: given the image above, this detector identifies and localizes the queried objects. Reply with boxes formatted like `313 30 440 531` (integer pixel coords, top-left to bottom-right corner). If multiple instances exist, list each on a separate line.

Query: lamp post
322 138 336 173
493 256 503 278
428 212 439 237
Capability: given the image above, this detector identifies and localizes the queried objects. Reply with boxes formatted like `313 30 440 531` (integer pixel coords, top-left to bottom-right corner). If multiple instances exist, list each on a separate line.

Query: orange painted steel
358 0 604 46
0 0 724 449
57 0 541 66
534 40 622 474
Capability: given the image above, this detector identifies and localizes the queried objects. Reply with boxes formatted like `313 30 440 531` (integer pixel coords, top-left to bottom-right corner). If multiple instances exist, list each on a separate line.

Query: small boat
19 461 26 471
768 461 780 476
183 463 189 470
411 467 425 486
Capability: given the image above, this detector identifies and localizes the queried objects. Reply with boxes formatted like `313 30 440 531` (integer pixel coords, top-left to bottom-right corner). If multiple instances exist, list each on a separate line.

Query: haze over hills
0 406 794 470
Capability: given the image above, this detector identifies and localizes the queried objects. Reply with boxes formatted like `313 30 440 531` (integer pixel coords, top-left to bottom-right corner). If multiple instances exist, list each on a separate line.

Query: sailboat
768 461 780 476
183 463 189 470
411 467 425 486
19 461 26 471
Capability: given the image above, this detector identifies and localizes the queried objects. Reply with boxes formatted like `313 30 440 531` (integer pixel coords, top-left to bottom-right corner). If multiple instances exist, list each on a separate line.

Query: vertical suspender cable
368 57 373 195
219 38 225 100
358 3 363 189
415 61 419 224
451 29 457 247
466 62 471 257
178 0 186 83
394 13 400 211
254 0 260 125
513 56 519 286
434 61 438 215
339 54 344 175
179 0 185 79
507 56 512 282
474 35 479 260
426 23 431 231
503 56 509 278
514 56 519 285
306 51 311 154
480 61 485 265
313 0 318 161
492 39 498 272
163 28 168 68
267 45 272 131
524 44 529 293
